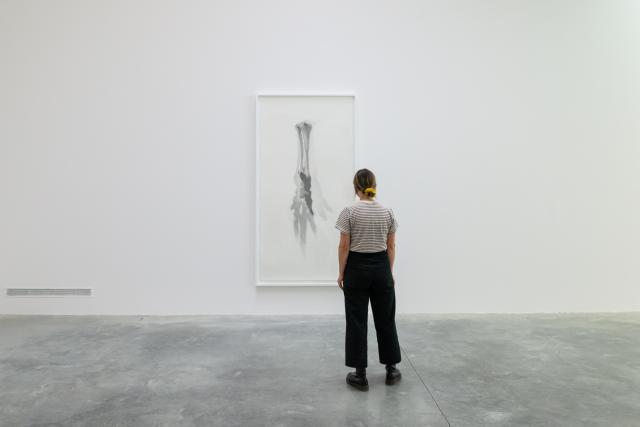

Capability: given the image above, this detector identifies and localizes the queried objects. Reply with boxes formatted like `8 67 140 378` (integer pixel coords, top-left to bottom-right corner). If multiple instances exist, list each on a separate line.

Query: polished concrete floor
0 313 639 427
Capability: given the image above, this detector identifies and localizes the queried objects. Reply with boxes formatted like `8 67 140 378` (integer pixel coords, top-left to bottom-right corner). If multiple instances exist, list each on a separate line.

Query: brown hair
353 168 377 197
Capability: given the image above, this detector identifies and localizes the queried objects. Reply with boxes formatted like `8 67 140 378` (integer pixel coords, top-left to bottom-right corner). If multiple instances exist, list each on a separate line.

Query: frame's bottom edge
256 282 338 287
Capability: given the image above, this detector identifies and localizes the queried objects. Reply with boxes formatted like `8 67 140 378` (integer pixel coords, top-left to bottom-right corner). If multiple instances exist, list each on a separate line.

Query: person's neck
358 196 376 202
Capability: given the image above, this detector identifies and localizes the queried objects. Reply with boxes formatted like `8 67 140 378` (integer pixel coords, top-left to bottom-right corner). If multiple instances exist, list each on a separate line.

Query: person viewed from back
335 168 402 391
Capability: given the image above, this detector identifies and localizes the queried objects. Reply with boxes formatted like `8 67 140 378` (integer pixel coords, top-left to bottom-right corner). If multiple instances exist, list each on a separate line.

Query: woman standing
335 168 402 391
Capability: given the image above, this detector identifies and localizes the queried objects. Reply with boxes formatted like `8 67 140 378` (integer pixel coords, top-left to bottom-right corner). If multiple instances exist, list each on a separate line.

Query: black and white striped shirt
335 200 398 253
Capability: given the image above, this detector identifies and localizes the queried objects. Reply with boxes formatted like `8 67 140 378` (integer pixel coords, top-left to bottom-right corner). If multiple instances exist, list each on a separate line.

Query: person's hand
337 273 344 289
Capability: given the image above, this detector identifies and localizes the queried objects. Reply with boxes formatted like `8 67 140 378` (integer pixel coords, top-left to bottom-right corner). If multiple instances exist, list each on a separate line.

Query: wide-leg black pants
342 250 401 368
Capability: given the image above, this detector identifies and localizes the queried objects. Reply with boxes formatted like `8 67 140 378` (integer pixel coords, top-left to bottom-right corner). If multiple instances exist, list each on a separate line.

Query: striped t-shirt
335 200 398 253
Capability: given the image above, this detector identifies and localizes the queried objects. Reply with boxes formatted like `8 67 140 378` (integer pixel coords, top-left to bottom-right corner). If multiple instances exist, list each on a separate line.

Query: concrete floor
0 314 639 427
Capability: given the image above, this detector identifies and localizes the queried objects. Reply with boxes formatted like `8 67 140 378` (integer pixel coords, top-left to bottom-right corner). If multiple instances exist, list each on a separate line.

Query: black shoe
346 369 369 391
385 365 401 385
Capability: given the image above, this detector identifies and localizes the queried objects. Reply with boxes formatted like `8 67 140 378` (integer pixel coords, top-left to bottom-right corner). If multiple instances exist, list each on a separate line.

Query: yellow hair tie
364 187 376 196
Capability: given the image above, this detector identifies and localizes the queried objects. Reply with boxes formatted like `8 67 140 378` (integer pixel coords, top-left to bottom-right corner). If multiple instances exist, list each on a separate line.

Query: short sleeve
335 207 351 234
388 208 398 233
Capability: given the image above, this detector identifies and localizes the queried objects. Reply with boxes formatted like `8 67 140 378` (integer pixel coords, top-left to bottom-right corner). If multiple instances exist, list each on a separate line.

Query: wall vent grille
6 288 92 297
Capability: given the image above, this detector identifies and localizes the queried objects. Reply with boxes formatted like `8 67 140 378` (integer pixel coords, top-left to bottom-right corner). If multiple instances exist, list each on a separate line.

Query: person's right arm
337 232 350 288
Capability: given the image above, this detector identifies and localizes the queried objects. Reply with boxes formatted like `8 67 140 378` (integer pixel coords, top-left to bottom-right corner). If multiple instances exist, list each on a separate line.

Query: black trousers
342 250 401 368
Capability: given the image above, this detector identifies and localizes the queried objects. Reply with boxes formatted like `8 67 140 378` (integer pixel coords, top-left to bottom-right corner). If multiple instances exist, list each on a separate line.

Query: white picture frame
255 93 358 286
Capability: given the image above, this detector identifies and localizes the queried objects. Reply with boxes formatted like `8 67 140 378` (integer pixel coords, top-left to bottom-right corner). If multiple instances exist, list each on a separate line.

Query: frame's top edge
255 93 356 97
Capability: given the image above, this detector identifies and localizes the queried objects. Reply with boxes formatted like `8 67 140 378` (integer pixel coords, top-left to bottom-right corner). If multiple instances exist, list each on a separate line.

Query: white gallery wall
1 0 638 315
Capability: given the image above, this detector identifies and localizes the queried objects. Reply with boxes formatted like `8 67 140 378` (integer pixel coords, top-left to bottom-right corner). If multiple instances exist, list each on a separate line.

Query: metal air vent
6 288 92 297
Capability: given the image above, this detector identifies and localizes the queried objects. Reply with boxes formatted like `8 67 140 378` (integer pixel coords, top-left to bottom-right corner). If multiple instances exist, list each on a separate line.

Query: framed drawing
256 94 357 286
